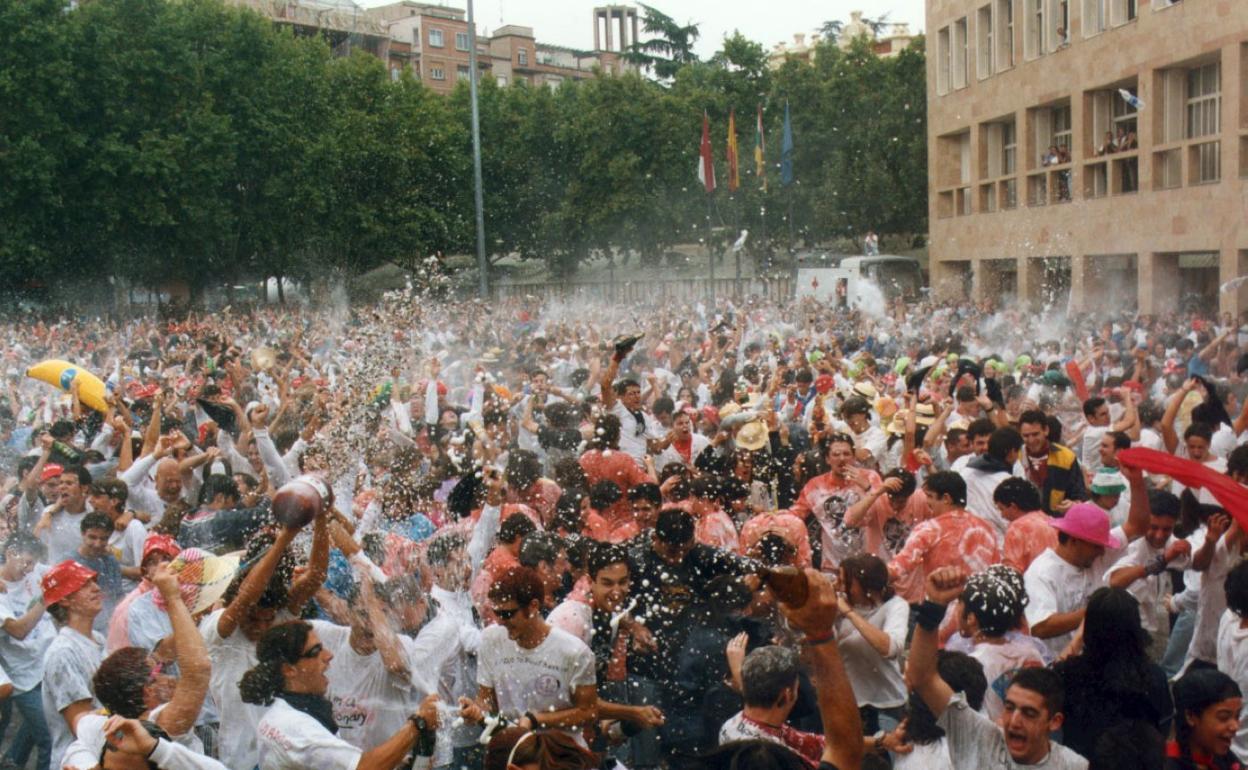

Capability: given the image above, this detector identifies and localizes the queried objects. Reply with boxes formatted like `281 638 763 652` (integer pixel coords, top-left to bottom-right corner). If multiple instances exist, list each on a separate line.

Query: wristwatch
871 730 887 753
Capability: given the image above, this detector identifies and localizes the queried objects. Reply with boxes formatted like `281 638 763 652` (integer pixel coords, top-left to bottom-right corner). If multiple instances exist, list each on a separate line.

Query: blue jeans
3 686 52 770
1162 608 1196 679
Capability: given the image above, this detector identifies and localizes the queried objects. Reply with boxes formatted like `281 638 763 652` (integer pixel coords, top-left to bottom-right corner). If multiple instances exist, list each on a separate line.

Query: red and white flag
697 111 716 194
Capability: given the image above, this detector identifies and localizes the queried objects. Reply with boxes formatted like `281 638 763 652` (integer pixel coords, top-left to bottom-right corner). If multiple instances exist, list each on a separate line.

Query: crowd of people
1 288 1248 770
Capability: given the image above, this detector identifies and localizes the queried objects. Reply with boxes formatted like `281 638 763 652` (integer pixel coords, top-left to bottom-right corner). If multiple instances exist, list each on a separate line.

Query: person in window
1099 131 1118 156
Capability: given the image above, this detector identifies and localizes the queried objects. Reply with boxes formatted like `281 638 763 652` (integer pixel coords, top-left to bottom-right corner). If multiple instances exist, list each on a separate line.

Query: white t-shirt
1080 425 1109 474
1023 528 1127 658
257 696 364 770
200 608 265 770
1217 609 1248 759
937 692 1089 769
835 595 909 709
41 506 91 565
1185 536 1248 673
610 401 663 465
0 564 57 693
63 704 203 769
969 639 1045 720
476 624 595 721
310 619 437 752
109 517 148 593
1105 535 1188 636
41 626 106 769
127 590 173 651
894 738 954 770
654 433 711 471
961 464 1014 541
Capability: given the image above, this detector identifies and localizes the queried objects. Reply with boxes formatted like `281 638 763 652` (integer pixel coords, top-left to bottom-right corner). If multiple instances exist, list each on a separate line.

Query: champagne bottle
757 564 810 608
271 475 333 529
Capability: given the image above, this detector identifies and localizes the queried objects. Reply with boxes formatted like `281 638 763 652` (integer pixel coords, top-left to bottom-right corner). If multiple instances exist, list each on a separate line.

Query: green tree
625 4 700 82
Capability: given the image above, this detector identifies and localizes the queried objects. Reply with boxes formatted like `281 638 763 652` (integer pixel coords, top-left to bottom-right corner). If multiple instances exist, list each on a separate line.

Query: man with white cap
1023 489 1149 658
39 560 106 767
1088 467 1130 528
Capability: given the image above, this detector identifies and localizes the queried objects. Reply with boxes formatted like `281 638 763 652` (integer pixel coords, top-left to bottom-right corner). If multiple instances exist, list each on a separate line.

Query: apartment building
926 0 1248 316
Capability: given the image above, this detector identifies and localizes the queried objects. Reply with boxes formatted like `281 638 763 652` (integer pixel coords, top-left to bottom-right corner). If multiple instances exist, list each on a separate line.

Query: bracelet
1144 554 1169 577
915 600 947 631
525 711 541 729
802 628 837 646
145 738 161 760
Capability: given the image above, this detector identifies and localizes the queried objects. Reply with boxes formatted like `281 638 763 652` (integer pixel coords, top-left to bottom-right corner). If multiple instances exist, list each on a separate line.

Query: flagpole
787 189 795 254
732 192 741 297
707 192 715 301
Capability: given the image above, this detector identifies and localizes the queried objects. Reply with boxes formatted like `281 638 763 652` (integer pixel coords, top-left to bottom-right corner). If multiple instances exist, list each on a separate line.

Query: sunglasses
492 607 521 621
300 643 324 660
146 659 165 684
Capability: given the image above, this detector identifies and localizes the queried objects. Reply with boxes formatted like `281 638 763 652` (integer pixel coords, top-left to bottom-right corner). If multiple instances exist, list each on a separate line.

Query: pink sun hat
1048 502 1121 549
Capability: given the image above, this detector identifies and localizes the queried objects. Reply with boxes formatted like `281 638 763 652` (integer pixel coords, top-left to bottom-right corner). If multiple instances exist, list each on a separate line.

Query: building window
1187 61 1220 183
1003 120 1017 174
1186 62 1220 140
518 47 528 65
976 5 994 79
1032 101 1071 167
429 28 444 47
1082 0 1104 36
390 67 401 81
455 31 470 51
953 18 969 88
996 0 1014 69
1052 105 1072 154
937 27 951 94
1024 0 1044 59
457 65 470 81
497 75 508 86
1112 87 1138 143
1110 0 1137 25
1047 0 1069 50
430 66 445 80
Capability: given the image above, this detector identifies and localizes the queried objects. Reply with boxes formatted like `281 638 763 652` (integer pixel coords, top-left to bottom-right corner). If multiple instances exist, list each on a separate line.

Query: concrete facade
926 0 1248 316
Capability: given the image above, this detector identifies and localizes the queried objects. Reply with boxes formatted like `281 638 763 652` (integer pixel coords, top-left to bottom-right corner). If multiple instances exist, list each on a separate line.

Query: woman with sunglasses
61 562 210 768
241 620 441 770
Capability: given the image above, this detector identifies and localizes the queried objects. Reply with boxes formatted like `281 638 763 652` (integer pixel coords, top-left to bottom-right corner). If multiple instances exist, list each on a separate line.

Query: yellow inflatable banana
26 360 109 413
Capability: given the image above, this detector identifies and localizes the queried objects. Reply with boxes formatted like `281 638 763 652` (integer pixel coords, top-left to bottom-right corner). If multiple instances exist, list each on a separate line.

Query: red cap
701 405 720 426
41 560 97 607
814 374 836 394
142 533 181 564
40 464 64 482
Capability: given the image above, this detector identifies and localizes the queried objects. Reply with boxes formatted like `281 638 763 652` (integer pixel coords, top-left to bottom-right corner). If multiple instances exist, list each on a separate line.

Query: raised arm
1160 380 1196 454
149 564 210 737
778 569 863 770
904 567 966 719
600 356 620 411
217 526 298 639
286 502 330 613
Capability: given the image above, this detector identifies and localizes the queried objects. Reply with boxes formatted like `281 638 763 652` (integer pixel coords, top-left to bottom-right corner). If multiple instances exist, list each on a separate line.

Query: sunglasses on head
493 607 520 621
300 643 323 660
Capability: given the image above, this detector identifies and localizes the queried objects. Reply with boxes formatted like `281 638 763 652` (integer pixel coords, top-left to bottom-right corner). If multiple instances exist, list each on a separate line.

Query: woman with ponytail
243 621 441 770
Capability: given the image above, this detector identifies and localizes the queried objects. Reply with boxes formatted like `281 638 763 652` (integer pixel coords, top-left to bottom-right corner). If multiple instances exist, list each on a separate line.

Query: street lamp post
467 0 488 298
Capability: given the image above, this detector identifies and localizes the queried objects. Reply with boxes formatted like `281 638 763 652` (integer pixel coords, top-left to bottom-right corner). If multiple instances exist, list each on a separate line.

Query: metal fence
491 275 794 304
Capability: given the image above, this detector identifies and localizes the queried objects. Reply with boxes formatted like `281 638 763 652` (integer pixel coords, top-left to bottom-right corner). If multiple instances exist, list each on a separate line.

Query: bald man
119 447 187 529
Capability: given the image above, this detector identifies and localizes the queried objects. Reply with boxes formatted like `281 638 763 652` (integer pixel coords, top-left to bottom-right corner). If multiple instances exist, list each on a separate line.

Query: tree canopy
0 0 927 300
